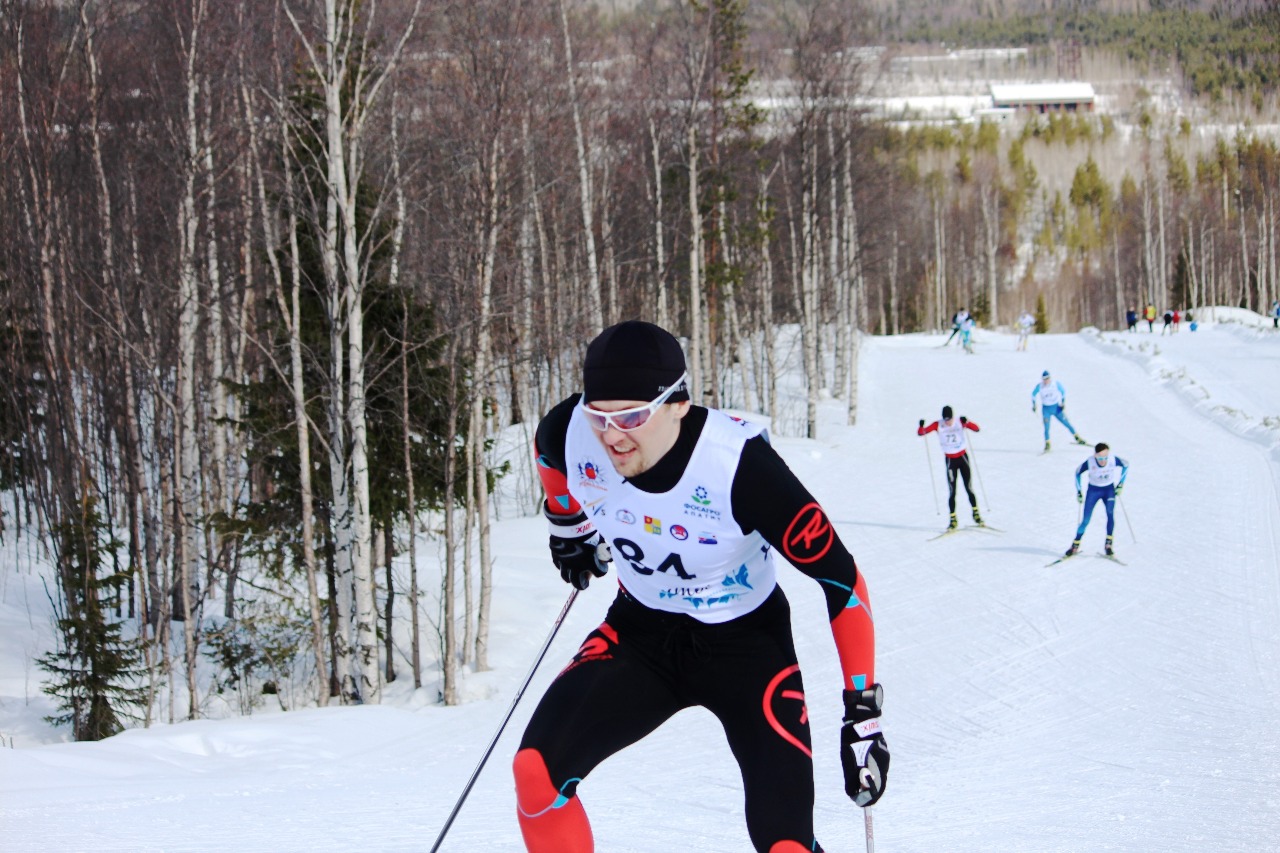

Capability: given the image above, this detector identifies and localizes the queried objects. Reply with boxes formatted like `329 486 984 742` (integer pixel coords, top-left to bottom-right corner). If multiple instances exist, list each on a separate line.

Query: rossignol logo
782 502 834 564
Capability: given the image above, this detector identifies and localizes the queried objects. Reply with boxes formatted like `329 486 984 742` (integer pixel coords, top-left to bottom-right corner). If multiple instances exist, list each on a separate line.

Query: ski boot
972 507 984 525
947 513 958 531
1064 539 1080 557
1044 440 1051 452
1073 434 1089 446
1105 536 1115 557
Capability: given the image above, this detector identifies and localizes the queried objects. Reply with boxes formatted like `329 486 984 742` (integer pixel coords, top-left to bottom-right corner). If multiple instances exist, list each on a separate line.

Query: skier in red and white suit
514 321 887 853
918 406 983 530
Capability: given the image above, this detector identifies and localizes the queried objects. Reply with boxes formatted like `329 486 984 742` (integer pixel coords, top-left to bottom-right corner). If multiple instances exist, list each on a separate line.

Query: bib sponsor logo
698 532 718 545
670 524 689 541
616 509 636 524
683 485 722 521
644 515 662 535
577 459 607 491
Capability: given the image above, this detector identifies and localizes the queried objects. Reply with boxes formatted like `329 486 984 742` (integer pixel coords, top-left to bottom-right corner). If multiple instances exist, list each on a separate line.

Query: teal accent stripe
850 674 867 691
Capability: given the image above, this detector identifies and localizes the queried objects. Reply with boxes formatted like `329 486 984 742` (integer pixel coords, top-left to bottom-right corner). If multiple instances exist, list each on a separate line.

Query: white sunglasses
581 373 689 432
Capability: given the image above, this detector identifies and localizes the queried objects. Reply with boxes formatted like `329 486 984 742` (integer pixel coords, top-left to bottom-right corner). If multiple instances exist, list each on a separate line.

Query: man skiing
1031 370 1087 452
1064 442 1130 558
959 315 976 353
515 320 887 853
1144 303 1157 332
944 307 969 346
1016 311 1035 351
917 406 983 530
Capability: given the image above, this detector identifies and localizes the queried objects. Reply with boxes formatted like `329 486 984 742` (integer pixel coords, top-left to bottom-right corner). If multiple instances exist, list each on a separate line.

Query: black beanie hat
583 320 689 404
941 405 953 419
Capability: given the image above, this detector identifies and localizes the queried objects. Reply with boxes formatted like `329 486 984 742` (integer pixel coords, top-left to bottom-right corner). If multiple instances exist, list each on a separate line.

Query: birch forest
2 0 1278 738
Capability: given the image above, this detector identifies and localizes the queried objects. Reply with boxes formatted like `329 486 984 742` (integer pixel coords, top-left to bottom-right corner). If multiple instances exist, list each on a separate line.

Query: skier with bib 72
917 406 983 531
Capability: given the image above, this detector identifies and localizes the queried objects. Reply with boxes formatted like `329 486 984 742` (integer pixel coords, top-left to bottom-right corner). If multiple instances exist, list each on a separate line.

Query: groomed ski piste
2 309 1278 852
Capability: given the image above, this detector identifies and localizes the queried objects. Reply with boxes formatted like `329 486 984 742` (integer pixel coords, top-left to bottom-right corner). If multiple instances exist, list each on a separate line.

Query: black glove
841 685 889 807
918 419 925 429
544 503 611 590
959 416 967 425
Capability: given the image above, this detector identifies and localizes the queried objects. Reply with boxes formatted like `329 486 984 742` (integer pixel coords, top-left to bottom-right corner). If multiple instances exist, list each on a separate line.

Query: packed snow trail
2 324 1278 852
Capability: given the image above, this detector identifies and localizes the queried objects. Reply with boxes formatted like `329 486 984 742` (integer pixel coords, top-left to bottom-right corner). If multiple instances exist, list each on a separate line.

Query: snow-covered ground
2 311 1279 852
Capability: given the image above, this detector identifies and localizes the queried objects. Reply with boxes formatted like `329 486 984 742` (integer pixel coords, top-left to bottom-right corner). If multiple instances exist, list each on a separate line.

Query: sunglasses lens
610 408 652 431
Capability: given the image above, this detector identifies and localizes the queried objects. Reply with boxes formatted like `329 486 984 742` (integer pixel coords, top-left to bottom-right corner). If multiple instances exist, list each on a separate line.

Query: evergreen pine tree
38 501 146 741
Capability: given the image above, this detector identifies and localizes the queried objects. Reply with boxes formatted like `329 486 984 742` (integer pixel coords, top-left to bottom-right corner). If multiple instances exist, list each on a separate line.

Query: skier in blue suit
1064 443 1130 557
1031 370 1087 452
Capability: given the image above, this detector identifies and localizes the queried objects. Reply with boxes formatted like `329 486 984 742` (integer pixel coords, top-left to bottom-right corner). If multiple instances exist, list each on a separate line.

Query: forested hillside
1 0 1277 740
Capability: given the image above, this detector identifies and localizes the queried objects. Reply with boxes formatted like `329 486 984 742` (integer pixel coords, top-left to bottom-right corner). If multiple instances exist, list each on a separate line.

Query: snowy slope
2 318 1279 853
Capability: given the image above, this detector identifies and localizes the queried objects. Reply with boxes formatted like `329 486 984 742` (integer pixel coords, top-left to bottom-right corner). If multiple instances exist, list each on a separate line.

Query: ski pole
429 587 580 853
964 432 991 513
922 434 940 515
863 805 875 853
1118 493 1137 543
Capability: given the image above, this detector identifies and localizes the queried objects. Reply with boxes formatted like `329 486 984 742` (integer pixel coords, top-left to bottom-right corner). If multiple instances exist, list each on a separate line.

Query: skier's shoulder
535 394 582 467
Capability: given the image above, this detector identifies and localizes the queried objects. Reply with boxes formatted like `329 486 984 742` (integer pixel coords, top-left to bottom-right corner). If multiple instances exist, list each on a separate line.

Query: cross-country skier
1031 370 1087 451
917 406 983 530
944 307 969 346
1064 442 1129 557
960 315 976 353
1016 311 1035 351
515 320 888 853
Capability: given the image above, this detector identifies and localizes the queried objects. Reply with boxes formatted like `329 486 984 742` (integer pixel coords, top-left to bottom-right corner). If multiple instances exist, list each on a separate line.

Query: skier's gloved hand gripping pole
544 502 612 589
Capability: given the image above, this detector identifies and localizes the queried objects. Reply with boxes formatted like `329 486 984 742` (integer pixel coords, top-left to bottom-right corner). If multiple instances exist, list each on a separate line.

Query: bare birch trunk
559 0 603 331
688 124 703 398
175 0 208 719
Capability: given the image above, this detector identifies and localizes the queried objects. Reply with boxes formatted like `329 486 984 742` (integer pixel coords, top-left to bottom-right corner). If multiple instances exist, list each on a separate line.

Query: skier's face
588 397 690 477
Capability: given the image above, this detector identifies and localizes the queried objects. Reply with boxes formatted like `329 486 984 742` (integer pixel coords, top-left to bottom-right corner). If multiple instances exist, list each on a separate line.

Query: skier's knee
769 842 816 853
514 748 564 814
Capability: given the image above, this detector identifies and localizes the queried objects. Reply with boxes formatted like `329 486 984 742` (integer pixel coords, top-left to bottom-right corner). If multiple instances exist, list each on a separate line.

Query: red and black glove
841 685 889 807
544 503 612 590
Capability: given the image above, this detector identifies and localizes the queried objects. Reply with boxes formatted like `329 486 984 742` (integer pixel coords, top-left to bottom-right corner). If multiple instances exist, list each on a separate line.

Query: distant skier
1161 309 1173 335
1064 442 1129 558
918 406 983 530
960 315 976 353
944 307 969 346
1271 299 1279 329
1016 311 1035 351
1144 303 1156 332
1125 307 1138 332
1031 370 1087 452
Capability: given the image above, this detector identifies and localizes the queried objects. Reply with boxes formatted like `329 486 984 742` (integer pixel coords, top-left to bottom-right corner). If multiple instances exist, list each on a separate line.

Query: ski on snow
1045 552 1126 567
928 524 1002 541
